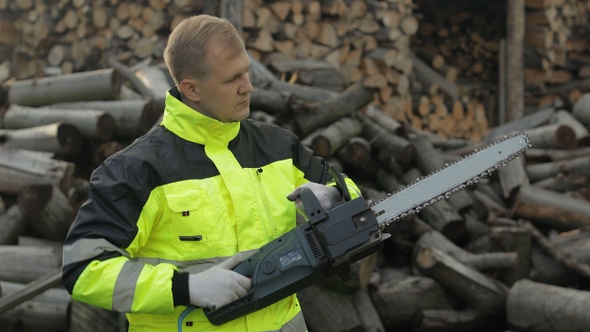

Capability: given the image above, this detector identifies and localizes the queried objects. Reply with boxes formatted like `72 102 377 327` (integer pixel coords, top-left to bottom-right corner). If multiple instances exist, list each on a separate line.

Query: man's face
193 39 253 123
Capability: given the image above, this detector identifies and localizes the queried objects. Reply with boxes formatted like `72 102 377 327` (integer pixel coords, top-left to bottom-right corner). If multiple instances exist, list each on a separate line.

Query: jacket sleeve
62 158 179 314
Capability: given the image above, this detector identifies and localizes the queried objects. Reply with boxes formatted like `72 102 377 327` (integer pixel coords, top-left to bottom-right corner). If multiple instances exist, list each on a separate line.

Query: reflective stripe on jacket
62 87 360 331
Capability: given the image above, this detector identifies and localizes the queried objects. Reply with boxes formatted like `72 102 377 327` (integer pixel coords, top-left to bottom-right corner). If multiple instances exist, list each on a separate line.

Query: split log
362 104 405 136
507 279 590 332
522 123 577 149
0 147 75 195
0 205 27 245
511 186 590 230
17 184 73 242
0 246 61 283
7 68 125 107
4 104 116 141
292 81 374 135
310 117 362 158
525 155 590 182
416 230 518 271
298 284 363 332
48 99 161 136
414 245 509 313
0 122 83 155
410 52 459 100
371 276 453 330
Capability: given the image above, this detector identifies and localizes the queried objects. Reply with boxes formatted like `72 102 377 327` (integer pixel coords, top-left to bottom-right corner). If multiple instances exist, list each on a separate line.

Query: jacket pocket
163 180 233 254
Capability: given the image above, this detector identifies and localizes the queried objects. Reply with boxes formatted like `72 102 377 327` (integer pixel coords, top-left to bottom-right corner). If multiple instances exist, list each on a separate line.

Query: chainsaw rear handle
328 163 351 202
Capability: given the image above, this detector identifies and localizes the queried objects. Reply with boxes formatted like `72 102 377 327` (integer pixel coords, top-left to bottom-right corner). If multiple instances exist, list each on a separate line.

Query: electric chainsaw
203 133 530 325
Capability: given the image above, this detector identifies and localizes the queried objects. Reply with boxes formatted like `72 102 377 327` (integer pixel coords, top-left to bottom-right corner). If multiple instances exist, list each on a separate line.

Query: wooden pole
505 0 525 122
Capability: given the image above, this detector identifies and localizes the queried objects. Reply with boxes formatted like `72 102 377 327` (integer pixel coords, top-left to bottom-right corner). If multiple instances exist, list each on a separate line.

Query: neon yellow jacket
62 87 360 331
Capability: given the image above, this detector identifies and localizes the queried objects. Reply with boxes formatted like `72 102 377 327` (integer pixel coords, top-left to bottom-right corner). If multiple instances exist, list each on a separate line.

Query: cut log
18 184 74 242
511 186 590 230
68 300 126 332
507 279 590 332
416 230 517 271
414 245 509 313
530 226 590 285
412 309 506 332
0 122 83 155
522 123 577 149
48 99 161 136
488 226 533 286
418 199 465 243
298 284 363 332
0 246 61 283
310 117 362 158
7 68 125 107
292 81 374 135
572 92 590 125
134 64 172 109
526 155 590 182
0 268 64 314
549 109 590 146
370 276 453 330
0 301 69 332
0 205 28 245
352 289 385 332
4 104 116 141
358 113 415 164
525 147 590 162
0 147 75 195
498 155 530 199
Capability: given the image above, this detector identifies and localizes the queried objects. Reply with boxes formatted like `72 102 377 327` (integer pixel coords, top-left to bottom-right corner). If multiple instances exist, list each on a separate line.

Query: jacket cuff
172 271 191 306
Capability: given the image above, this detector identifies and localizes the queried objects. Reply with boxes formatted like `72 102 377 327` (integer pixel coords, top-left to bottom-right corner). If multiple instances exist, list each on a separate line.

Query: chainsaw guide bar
372 133 531 228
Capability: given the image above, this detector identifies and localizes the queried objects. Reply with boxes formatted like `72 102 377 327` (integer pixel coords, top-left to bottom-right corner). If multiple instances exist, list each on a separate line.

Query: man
62 14 361 331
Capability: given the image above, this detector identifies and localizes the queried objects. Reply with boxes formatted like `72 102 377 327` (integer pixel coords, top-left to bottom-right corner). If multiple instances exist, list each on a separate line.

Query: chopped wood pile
1 53 590 331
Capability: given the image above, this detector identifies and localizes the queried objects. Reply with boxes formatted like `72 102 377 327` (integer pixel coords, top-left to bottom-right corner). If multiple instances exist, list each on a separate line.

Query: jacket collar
161 87 240 145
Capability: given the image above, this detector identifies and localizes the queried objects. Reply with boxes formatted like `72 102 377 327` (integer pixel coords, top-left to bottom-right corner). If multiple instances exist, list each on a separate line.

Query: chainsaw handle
328 164 351 202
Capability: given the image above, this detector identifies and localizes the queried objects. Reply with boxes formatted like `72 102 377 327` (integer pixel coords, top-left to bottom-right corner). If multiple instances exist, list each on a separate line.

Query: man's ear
179 78 200 102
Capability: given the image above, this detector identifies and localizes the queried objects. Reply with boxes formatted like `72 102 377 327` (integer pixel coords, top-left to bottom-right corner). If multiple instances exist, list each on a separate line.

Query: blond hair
163 15 245 86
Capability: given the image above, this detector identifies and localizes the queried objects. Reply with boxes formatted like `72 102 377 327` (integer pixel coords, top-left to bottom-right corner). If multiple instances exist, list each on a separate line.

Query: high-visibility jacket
62 87 360 331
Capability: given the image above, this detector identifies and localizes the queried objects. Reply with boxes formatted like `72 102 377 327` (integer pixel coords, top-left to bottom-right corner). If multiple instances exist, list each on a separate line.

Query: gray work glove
287 182 341 212
188 253 252 310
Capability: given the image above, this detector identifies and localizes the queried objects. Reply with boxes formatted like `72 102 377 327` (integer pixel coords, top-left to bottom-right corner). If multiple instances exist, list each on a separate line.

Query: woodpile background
1 0 590 331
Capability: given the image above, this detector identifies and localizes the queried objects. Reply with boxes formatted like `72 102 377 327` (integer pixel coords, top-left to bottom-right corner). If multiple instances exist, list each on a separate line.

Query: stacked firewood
1 54 590 331
1 0 207 79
